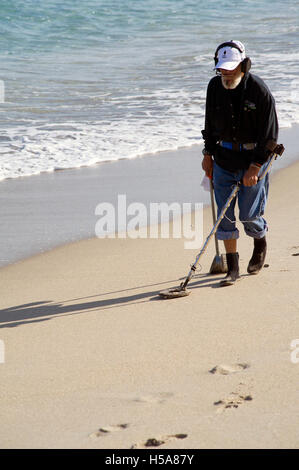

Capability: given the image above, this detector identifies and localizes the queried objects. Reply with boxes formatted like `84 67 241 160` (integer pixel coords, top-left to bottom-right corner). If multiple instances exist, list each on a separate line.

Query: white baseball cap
215 40 246 70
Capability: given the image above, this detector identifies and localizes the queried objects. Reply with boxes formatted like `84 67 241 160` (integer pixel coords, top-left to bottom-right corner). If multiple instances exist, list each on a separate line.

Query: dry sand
0 160 298 449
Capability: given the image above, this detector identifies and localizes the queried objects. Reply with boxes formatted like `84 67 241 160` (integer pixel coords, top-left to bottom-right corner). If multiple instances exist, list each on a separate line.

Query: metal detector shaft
180 149 281 290
180 182 240 289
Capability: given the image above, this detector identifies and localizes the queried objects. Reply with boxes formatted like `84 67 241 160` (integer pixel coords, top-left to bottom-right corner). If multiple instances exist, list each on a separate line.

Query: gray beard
221 74 243 90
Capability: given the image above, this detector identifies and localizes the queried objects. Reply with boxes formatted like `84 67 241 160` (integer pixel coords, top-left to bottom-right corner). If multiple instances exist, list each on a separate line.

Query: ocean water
0 0 299 181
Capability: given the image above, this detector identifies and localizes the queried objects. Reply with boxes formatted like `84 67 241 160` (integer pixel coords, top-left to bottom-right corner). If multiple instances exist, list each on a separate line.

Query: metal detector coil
159 144 284 299
159 286 190 299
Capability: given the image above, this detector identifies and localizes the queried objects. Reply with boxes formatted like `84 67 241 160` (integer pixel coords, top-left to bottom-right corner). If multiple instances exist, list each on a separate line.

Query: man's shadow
0 273 222 328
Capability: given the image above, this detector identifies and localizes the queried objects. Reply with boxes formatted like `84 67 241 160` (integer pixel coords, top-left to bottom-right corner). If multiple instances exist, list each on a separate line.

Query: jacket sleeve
252 90 279 165
201 79 217 155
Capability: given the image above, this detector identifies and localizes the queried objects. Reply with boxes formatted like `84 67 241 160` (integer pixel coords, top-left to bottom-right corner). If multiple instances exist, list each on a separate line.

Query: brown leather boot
219 252 240 287
247 236 267 274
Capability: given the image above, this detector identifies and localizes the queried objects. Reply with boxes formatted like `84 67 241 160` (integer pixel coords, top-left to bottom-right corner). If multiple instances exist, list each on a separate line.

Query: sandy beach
0 150 299 449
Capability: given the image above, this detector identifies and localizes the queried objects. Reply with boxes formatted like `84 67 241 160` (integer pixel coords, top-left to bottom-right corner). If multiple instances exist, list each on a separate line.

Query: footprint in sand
214 392 253 413
133 392 173 404
209 363 249 375
89 423 129 439
289 246 299 256
131 433 188 449
210 363 252 413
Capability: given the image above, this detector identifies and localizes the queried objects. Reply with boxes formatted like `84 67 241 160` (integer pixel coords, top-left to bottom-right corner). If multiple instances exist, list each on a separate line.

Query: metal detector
159 144 285 299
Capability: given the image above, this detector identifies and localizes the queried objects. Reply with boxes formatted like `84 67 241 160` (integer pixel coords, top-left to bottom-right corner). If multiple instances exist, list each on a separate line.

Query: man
201 40 278 286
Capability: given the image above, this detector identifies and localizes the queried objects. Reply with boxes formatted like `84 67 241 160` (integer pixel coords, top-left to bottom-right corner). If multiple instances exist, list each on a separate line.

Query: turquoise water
0 0 298 179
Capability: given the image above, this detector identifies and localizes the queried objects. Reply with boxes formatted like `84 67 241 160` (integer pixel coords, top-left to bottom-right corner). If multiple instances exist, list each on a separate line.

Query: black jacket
202 72 279 171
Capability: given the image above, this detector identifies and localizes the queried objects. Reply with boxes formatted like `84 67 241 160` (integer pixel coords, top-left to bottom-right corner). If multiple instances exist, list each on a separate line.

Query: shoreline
1 122 298 184
0 123 298 268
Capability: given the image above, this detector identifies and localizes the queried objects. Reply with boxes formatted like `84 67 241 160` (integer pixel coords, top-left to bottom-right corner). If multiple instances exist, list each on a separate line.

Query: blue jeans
212 162 269 240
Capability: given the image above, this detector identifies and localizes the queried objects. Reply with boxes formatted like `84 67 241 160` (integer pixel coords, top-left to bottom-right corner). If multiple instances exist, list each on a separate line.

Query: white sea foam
0 116 204 181
0 84 208 180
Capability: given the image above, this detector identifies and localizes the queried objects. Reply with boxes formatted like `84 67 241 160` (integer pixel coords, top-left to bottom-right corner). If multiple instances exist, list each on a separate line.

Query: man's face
219 63 244 90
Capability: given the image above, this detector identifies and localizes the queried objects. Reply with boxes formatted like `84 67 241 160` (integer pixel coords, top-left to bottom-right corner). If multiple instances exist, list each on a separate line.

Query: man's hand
243 164 260 186
202 153 213 179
